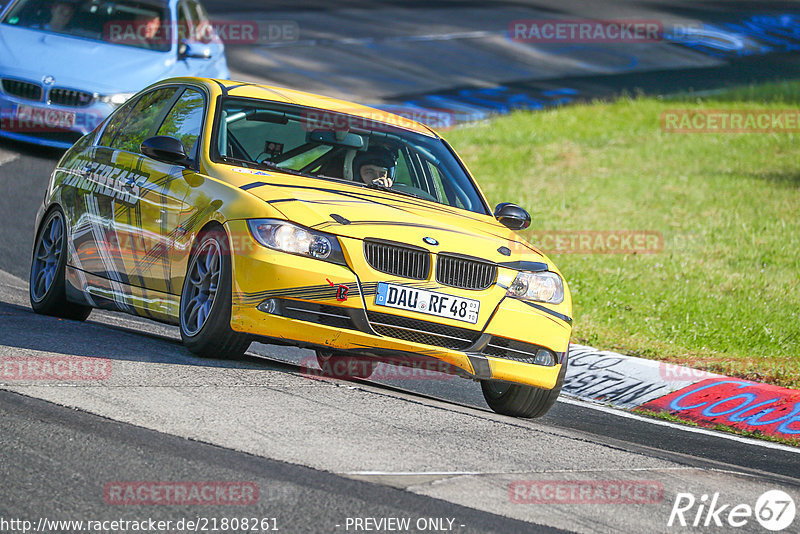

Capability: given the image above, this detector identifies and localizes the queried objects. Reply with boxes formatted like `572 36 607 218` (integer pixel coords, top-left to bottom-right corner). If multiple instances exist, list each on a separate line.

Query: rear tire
315 350 376 379
481 354 568 418
29 208 91 321
180 227 250 359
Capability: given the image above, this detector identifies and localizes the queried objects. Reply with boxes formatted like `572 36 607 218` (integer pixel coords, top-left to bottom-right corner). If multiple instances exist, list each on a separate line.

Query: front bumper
0 93 109 149
226 220 572 389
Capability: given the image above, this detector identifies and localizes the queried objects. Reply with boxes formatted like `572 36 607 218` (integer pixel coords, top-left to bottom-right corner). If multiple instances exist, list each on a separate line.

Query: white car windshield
2 0 171 51
214 98 489 215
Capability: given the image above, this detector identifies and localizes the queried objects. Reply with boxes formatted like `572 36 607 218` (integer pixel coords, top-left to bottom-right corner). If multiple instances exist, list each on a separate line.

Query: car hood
234 171 546 266
0 25 173 94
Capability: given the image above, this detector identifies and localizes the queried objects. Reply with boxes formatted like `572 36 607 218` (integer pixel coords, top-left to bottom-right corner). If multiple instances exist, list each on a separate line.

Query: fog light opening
257 298 280 314
534 349 555 367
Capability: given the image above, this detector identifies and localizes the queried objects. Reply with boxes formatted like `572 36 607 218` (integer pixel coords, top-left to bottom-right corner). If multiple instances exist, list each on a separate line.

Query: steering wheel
393 183 438 202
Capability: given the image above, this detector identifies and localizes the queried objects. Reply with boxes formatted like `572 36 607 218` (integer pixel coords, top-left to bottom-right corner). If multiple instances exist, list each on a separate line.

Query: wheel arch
32 201 67 262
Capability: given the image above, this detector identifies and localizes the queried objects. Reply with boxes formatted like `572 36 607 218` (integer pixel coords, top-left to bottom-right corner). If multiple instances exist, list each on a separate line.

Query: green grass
446 81 800 388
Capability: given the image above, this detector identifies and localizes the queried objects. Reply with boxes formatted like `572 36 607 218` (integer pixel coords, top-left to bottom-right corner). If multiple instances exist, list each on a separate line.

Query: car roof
210 79 439 138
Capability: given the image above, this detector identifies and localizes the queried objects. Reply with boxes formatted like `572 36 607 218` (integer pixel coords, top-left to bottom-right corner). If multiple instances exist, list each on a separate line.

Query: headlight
99 93 135 106
247 219 346 265
507 271 564 304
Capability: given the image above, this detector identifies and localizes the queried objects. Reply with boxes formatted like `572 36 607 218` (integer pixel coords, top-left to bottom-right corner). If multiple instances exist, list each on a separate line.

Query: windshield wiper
365 182 426 200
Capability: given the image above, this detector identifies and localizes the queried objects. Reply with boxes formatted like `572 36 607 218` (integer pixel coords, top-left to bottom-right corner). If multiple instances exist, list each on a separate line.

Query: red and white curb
564 344 800 441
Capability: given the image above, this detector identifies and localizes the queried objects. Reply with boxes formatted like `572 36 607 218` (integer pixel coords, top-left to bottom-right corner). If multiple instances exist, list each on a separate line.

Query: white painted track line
559 396 800 453
0 148 19 167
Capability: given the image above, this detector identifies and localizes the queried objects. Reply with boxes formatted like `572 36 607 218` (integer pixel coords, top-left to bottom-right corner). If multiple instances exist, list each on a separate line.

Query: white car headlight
247 219 345 264
99 92 135 106
507 271 564 304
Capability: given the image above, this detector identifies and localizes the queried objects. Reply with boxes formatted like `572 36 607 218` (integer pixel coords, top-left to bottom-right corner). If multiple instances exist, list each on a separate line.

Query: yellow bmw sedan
29 77 573 418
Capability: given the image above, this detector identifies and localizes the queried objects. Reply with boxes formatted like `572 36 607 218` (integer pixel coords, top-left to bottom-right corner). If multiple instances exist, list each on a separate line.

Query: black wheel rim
31 212 64 302
181 238 221 336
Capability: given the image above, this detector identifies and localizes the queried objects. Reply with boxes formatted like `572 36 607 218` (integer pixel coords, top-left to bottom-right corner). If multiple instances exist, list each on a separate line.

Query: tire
315 350 376 379
481 354 568 418
29 207 91 321
180 227 250 359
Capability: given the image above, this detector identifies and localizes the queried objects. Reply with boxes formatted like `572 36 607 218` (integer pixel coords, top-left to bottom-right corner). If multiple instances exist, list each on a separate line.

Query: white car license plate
16 104 76 129
375 282 480 324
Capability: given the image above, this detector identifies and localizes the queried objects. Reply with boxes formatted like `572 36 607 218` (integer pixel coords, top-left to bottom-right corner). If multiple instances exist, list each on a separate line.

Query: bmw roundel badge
423 237 438 246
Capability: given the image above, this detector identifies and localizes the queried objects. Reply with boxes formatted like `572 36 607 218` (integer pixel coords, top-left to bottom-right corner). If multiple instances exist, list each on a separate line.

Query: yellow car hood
237 172 545 264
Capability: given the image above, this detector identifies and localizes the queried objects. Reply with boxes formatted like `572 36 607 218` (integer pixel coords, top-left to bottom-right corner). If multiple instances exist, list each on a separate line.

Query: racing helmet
352 145 397 182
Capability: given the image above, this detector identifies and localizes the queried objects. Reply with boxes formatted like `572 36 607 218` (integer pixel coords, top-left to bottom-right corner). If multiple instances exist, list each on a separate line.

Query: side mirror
179 40 211 59
494 202 531 230
141 136 190 165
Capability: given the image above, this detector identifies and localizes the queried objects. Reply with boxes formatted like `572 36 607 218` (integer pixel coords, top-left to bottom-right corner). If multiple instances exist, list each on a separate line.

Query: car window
178 0 214 43
110 87 179 153
1 0 171 52
189 0 214 41
215 98 489 214
98 95 140 147
156 88 206 158
219 102 334 167
392 150 412 186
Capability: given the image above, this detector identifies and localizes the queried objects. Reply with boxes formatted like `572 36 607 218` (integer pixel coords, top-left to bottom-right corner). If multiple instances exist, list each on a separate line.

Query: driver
135 11 162 46
352 146 397 188
35 0 77 32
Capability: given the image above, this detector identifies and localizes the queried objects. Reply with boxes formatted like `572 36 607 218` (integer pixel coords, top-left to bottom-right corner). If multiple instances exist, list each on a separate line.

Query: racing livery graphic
29 77 572 418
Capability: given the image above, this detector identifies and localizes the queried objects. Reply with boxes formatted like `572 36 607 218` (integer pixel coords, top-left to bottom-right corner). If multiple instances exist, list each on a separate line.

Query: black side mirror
179 40 212 60
494 202 531 230
141 136 190 165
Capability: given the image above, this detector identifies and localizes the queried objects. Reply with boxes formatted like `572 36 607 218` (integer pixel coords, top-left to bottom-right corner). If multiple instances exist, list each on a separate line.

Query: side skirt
65 265 180 325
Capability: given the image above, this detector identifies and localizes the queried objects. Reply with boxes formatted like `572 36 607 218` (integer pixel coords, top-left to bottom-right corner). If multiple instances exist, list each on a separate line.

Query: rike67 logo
668 490 795 531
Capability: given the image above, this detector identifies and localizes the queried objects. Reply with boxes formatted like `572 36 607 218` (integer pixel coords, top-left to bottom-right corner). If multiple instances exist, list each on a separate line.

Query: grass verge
446 81 800 388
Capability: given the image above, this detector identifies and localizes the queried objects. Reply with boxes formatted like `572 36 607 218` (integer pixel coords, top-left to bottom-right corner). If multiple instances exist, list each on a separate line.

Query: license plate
375 282 480 324
16 104 76 129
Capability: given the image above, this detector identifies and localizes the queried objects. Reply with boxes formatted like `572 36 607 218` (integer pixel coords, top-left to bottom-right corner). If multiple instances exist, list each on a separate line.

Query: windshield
214 98 489 215
2 0 171 51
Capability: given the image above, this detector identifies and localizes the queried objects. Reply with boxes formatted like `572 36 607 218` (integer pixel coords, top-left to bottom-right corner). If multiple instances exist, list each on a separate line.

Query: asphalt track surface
3 1 800 533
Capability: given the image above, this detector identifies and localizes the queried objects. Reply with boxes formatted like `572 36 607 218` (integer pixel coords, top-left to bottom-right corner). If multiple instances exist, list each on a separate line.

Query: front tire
29 208 91 321
180 227 250 359
481 354 568 418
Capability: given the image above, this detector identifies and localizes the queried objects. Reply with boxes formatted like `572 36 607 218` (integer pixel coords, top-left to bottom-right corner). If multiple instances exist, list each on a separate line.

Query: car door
99 86 182 300
63 94 140 291
146 85 208 295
